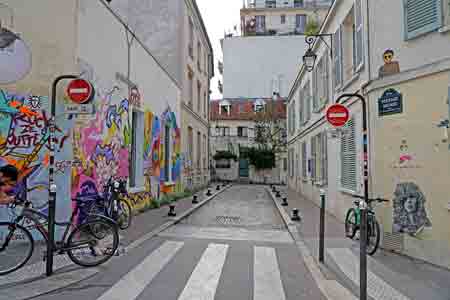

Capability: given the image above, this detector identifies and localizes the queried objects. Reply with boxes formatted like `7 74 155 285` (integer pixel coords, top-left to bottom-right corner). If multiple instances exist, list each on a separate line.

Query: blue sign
378 89 403 116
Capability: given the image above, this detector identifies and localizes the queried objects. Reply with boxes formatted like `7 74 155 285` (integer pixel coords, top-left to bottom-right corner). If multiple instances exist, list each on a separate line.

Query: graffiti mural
378 49 400 78
392 182 432 236
0 89 72 224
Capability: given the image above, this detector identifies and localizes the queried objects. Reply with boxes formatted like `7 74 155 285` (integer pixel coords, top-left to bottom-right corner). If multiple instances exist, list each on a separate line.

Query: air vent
382 232 404 252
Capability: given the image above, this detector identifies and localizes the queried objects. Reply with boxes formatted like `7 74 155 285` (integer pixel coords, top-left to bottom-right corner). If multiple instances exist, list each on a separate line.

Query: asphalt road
32 185 325 300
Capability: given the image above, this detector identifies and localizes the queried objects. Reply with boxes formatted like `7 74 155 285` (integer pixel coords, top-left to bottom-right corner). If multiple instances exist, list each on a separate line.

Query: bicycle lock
47 75 77 276
336 93 369 300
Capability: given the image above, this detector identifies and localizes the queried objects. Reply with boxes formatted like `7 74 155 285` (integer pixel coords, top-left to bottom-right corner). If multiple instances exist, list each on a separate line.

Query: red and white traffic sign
326 104 349 127
66 79 93 104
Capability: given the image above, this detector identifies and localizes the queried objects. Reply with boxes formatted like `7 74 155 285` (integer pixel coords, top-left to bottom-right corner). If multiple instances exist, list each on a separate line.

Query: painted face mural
378 49 400 78
392 182 432 236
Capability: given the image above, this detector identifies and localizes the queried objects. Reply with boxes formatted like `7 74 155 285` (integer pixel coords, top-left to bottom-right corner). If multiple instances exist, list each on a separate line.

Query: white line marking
328 248 410 300
253 246 286 300
328 113 347 118
96 241 184 300
69 88 88 94
177 243 228 300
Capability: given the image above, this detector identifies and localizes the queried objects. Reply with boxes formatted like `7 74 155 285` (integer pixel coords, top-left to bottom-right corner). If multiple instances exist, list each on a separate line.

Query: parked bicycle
75 178 132 230
344 194 389 255
0 196 119 276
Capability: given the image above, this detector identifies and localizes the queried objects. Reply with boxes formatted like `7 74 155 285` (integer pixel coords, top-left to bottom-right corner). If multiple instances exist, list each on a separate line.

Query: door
239 158 249 177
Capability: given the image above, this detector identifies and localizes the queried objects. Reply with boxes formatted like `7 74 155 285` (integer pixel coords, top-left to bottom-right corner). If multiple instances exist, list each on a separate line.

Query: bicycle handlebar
350 194 390 203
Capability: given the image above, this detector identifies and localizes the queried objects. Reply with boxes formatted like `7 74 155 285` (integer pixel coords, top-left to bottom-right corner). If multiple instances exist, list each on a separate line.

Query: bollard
216 185 220 191
222 182 227 187
192 194 198 204
281 196 288 206
276 190 281 198
206 188 212 196
272 186 276 192
168 204 176 216
291 208 300 221
319 189 325 263
360 200 368 300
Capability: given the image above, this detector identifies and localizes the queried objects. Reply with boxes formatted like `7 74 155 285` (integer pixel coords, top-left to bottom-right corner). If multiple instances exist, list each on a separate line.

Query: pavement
27 184 327 300
0 184 231 300
269 185 450 300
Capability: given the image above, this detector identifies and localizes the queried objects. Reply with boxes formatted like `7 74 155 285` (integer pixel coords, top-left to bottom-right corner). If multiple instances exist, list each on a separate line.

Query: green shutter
404 0 443 40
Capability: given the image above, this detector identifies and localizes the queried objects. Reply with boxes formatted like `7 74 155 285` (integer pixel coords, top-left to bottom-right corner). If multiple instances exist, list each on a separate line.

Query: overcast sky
196 0 242 100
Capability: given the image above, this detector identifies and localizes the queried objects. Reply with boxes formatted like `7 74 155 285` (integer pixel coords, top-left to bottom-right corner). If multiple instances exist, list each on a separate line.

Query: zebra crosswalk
94 239 325 300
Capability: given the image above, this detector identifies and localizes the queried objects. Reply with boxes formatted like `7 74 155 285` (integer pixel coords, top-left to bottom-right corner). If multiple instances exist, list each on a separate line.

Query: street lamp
302 34 333 72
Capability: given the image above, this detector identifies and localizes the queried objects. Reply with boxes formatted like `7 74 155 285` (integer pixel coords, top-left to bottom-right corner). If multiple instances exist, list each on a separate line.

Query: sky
196 0 243 100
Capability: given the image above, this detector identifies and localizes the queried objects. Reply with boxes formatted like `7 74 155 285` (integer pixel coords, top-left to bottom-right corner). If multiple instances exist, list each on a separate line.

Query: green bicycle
344 195 389 255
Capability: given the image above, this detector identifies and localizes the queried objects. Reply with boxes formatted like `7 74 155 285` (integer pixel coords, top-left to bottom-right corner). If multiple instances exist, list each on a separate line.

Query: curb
127 184 233 251
266 187 357 300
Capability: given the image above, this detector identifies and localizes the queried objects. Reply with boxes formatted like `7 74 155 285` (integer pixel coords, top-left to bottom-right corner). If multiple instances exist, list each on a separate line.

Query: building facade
241 0 331 36
210 98 287 184
0 0 183 224
287 0 450 269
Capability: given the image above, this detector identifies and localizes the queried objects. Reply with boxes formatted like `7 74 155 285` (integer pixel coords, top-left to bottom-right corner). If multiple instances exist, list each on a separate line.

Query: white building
287 0 450 269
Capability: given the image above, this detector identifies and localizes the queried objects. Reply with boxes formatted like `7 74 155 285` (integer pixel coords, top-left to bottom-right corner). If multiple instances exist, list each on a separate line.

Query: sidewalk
0 184 230 299
276 186 450 300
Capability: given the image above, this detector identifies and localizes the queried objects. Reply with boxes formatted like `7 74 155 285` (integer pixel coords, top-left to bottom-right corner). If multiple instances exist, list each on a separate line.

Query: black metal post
47 75 77 276
336 93 368 300
319 189 325 263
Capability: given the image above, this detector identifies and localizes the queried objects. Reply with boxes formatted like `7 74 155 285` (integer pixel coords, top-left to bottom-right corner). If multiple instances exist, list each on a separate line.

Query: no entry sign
326 104 349 127
66 79 93 104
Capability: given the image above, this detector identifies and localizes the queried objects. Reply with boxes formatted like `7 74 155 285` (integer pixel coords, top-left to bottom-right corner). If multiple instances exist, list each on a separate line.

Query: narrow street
31 185 325 300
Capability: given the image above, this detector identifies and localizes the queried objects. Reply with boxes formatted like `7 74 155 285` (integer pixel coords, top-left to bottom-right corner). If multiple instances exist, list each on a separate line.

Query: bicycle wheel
67 220 119 267
367 217 381 256
345 208 358 239
0 222 34 275
117 199 132 230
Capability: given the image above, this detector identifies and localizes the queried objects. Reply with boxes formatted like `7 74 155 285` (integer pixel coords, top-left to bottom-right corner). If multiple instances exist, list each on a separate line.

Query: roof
210 98 286 121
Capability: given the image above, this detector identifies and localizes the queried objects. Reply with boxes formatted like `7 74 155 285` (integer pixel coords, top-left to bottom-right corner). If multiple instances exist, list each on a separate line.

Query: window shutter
299 89 303 126
301 142 307 178
307 81 312 121
321 132 328 184
311 137 316 181
333 27 343 88
355 0 364 68
404 0 442 40
340 118 357 191
313 68 318 111
324 52 330 104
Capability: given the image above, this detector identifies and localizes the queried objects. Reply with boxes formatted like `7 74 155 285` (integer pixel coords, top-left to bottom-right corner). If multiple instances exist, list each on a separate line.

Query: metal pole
319 189 325 263
336 93 368 300
47 75 77 277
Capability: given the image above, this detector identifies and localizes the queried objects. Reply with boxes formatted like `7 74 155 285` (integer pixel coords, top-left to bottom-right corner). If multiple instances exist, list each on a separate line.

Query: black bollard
281 196 288 206
206 188 212 196
192 194 198 204
291 208 301 221
276 190 281 198
168 204 176 216
216 185 220 190
272 186 276 192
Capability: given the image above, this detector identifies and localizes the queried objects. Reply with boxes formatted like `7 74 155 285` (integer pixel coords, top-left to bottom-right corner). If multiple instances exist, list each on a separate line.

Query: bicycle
344 195 389 255
0 197 119 276
76 178 132 230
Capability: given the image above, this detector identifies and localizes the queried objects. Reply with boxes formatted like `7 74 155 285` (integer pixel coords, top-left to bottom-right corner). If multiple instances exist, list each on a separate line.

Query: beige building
241 0 331 36
181 0 214 191
287 0 450 269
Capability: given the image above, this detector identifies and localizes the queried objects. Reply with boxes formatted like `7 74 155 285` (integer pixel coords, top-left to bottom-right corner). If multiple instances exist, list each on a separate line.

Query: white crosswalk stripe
177 243 228 300
95 242 296 300
96 241 184 300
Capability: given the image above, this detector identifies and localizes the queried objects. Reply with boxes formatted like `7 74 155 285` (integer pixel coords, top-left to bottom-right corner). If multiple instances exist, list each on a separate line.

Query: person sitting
0 165 19 205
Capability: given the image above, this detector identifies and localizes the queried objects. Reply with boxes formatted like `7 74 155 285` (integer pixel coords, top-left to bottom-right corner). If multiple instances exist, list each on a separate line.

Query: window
340 118 357 191
237 126 248 137
188 71 193 108
333 26 343 89
254 99 265 112
204 92 207 118
294 0 304 8
321 132 328 184
256 15 266 33
302 81 311 123
404 0 443 40
197 81 201 112
216 159 231 168
295 15 307 33
301 141 307 179
188 126 194 165
216 126 230 136
188 18 194 58
313 52 330 111
197 41 202 71
281 15 286 24
220 105 229 115
130 110 144 188
311 132 328 184
164 125 171 182
289 148 295 178
197 131 201 169
266 0 276 8
311 137 316 181
354 0 364 69
203 134 207 169
283 157 287 171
